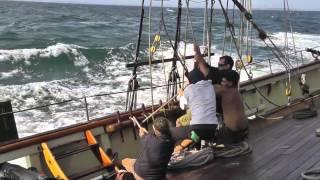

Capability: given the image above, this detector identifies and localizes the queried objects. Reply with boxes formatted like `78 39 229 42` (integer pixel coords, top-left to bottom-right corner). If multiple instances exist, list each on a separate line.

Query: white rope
142 95 177 124
222 0 228 55
203 0 208 47
214 142 252 158
238 0 244 59
246 0 253 77
301 168 320 180
168 147 214 169
130 116 148 133
283 0 293 105
148 0 155 115
159 1 167 85
207 0 214 65
185 0 197 44
182 8 188 87
130 116 142 129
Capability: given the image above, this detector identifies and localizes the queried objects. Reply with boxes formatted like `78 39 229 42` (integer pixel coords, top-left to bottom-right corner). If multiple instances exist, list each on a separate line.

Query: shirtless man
214 70 248 144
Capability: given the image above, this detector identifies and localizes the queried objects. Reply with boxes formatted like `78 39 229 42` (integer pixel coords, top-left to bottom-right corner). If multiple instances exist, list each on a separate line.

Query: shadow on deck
167 108 320 180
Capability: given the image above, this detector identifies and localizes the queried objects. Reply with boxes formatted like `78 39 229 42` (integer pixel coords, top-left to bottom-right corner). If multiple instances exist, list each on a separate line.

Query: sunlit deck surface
167 106 320 180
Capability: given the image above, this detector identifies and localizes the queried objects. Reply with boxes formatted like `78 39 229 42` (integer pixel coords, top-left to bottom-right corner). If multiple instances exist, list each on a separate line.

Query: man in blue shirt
122 117 174 180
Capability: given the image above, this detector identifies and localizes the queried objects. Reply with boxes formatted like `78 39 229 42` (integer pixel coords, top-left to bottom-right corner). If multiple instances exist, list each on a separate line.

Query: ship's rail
0 47 319 139
239 46 320 75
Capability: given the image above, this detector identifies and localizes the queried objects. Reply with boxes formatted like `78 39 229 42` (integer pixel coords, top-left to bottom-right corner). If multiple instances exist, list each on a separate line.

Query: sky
12 0 320 11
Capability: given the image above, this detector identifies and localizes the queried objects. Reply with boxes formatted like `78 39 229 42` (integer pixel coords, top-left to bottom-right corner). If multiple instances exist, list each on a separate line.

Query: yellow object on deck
285 82 292 96
41 142 68 180
177 109 192 126
85 130 98 145
85 130 112 167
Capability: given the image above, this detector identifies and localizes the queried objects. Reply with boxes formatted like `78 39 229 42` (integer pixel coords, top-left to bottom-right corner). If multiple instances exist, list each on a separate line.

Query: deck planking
167 108 320 180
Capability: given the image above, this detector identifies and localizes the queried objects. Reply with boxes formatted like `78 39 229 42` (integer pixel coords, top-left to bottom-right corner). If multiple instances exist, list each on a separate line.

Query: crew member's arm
194 43 220 81
194 43 209 76
139 128 148 137
139 127 149 147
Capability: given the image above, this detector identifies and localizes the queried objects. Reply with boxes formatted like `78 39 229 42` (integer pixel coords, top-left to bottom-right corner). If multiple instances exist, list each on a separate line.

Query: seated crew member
170 64 218 145
122 117 174 180
214 70 249 144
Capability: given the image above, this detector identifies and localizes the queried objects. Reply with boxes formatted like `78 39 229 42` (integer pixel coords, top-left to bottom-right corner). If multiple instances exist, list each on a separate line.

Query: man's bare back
219 88 247 131
214 68 248 131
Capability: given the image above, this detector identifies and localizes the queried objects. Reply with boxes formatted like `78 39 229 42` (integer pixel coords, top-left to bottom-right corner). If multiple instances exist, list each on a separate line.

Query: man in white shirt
171 64 218 144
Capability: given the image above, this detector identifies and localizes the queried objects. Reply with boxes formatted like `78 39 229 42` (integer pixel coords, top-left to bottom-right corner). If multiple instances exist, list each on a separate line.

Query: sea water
0 1 319 137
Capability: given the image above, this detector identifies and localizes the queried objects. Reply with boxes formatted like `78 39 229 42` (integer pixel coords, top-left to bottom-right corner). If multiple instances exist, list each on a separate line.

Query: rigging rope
244 0 253 78
160 1 189 72
238 0 244 59
222 0 228 55
158 0 203 101
148 0 155 115
207 0 215 64
230 3 236 55
165 0 182 101
231 0 293 72
125 0 145 111
283 0 295 104
218 0 281 107
301 168 320 180
203 0 208 47
142 95 178 124
286 0 299 69
159 0 167 86
182 3 189 87
214 141 252 158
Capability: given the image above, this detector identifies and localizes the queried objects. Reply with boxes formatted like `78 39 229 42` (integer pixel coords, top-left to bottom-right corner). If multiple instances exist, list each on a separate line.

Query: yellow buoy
246 55 253 64
154 34 161 42
149 46 156 53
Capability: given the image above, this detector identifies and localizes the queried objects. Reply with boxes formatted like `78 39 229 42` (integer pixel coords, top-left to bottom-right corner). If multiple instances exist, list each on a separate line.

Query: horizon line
5 0 320 12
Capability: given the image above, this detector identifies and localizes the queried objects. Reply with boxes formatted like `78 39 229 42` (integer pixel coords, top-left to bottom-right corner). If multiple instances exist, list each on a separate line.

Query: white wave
244 32 320 53
0 69 21 79
166 8 175 12
270 32 320 50
0 43 89 67
79 21 111 26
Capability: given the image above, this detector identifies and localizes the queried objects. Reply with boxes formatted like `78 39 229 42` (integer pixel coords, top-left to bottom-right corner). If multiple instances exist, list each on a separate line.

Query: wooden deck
167 107 320 180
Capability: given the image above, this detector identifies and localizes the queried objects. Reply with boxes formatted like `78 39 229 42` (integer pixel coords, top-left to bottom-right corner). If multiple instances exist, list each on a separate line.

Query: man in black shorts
214 70 248 144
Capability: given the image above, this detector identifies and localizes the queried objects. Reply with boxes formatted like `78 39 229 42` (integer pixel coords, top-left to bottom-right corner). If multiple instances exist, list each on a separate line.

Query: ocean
0 1 319 137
